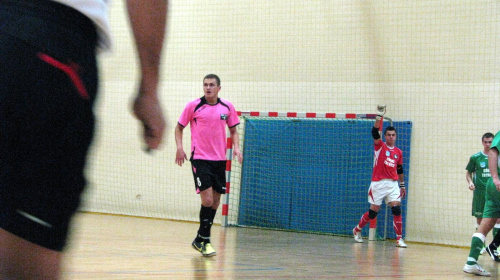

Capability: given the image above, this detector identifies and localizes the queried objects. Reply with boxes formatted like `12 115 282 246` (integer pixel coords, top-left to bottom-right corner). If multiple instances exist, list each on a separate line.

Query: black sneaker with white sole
486 244 500 262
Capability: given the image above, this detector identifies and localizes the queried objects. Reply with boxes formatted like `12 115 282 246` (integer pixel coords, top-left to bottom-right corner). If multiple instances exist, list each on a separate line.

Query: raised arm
372 105 386 145
127 0 168 150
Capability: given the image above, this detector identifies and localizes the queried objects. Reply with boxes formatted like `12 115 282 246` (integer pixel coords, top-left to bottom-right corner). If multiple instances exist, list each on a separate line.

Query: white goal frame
223 111 393 241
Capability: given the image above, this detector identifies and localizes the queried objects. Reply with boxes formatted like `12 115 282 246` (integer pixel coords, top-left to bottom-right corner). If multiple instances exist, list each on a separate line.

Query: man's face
385 130 397 146
203 78 220 100
483 137 493 151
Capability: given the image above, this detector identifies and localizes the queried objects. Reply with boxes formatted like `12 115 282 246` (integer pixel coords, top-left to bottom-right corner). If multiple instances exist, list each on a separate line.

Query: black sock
210 208 217 222
195 205 213 243
491 230 500 249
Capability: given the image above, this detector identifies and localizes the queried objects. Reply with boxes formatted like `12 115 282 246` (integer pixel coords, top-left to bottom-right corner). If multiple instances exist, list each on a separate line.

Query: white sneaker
463 263 491 277
396 239 408 248
353 228 363 243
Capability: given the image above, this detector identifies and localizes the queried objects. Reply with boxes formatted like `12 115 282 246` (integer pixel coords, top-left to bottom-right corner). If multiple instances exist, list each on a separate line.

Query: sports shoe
463 263 491 276
202 242 216 257
353 228 363 243
486 244 500 262
396 239 408 248
192 240 203 253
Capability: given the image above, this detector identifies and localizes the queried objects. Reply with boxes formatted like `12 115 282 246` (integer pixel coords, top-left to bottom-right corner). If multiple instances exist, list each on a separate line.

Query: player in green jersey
463 131 500 276
466 133 499 254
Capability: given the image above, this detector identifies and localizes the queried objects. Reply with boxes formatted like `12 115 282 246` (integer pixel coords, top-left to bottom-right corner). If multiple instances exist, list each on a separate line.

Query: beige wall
81 0 500 247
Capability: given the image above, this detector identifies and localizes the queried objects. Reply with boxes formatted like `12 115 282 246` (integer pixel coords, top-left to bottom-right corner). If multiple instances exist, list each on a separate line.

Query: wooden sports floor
61 212 491 279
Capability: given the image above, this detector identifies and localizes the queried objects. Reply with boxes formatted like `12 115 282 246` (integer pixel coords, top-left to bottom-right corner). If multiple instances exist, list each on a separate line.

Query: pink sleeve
227 102 240 128
178 102 192 127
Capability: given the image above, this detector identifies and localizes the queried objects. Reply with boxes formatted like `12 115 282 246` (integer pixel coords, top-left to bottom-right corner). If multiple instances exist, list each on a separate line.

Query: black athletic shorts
0 0 98 251
190 159 227 194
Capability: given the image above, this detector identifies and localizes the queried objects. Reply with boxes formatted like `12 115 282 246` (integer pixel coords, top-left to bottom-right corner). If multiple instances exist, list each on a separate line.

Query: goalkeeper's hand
377 104 386 116
376 105 386 121
399 181 406 199
400 187 406 199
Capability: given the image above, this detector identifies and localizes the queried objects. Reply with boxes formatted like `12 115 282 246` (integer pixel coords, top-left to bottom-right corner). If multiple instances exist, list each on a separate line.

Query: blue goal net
235 117 412 239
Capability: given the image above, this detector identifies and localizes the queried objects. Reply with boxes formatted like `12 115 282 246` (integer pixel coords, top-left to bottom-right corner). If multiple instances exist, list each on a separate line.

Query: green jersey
482 131 500 218
491 131 500 174
466 151 490 188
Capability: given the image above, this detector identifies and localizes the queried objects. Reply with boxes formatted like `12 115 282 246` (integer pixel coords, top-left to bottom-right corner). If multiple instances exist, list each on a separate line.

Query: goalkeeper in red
352 105 407 247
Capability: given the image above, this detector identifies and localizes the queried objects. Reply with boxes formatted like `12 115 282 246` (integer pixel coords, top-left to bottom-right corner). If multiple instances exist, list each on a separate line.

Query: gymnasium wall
81 0 500 247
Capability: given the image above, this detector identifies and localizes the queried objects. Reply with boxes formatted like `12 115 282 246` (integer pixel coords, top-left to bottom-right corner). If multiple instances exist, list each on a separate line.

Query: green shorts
472 186 486 218
482 179 500 219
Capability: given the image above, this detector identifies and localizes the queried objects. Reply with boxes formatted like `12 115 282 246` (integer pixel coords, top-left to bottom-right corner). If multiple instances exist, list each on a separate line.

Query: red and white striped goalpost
222 111 391 241
222 136 233 224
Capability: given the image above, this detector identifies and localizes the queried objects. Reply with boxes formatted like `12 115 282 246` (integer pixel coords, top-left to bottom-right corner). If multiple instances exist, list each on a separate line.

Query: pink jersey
178 97 240 161
371 141 403 181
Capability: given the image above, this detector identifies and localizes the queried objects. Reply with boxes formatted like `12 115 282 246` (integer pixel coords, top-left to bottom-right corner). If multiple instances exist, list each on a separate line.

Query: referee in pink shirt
175 74 243 256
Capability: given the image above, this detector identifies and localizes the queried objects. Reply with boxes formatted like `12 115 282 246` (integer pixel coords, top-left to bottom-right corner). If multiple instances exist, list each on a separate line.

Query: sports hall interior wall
80 1 500 247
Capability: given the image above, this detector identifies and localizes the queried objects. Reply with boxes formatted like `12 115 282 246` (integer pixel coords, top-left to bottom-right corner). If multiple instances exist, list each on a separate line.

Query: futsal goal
222 111 412 241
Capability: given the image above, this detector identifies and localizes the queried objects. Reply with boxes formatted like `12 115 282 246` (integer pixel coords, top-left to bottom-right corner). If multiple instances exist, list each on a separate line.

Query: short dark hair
384 126 397 135
204 74 220 86
483 132 494 141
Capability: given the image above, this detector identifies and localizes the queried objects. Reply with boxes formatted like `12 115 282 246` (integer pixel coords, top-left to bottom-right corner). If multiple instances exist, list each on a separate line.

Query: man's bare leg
0 228 62 280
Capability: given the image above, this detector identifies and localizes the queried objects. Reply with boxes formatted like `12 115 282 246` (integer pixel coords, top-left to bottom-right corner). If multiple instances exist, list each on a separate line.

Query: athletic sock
393 215 403 239
490 226 500 250
205 208 217 243
467 233 485 265
196 205 213 243
475 224 486 248
493 224 500 239
355 212 370 232
210 208 217 223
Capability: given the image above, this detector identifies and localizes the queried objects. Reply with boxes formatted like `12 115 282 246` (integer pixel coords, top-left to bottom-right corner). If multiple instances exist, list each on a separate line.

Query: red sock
393 215 403 239
355 212 370 232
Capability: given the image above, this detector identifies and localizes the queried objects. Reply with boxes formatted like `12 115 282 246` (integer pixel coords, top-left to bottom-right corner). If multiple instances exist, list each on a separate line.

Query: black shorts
190 160 227 194
0 0 98 251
